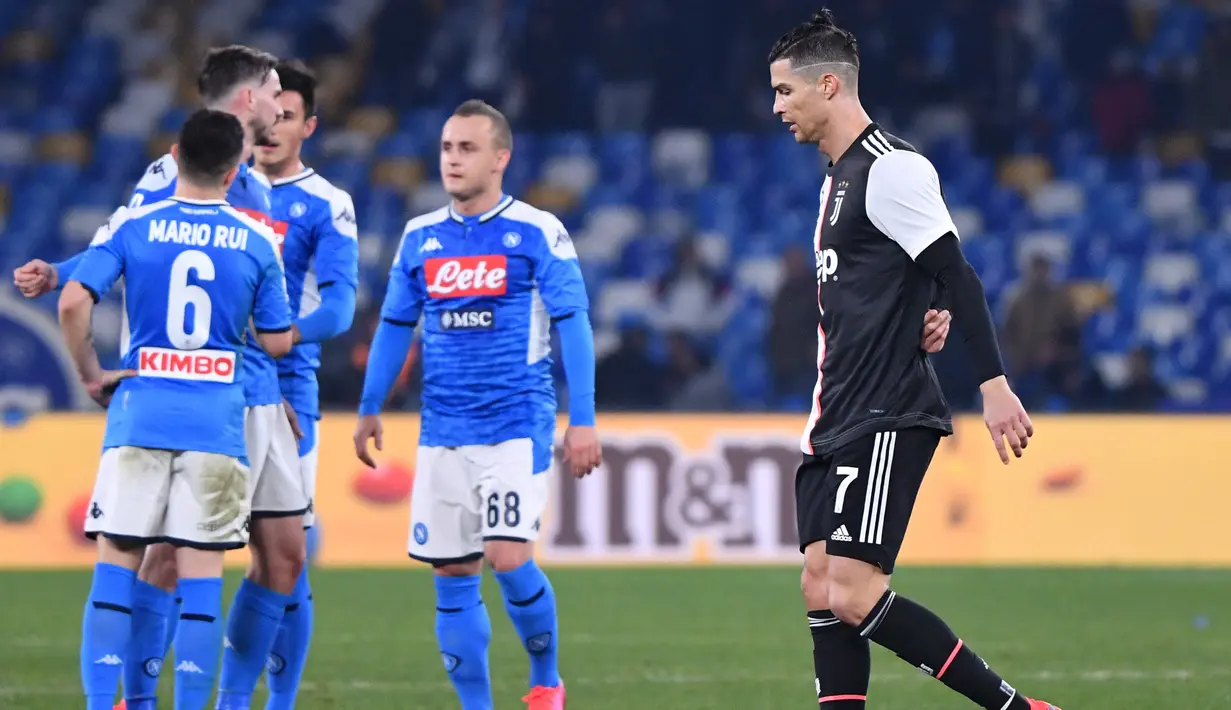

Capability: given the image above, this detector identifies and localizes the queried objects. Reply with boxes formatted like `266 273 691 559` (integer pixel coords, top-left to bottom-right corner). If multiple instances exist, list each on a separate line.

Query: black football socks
808 610 870 708
857 590 1030 710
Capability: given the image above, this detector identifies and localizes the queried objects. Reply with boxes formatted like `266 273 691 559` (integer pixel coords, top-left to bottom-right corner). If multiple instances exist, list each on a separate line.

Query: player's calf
487 540 562 695
800 543 871 709
433 560 494 710
122 541 180 708
81 536 142 710
216 517 303 710
828 556 1031 710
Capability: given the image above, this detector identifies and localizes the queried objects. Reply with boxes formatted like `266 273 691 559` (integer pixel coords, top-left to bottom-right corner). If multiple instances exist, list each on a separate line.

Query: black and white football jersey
800 123 954 455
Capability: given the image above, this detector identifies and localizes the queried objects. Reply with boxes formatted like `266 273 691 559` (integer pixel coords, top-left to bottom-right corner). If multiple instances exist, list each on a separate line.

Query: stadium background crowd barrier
2 413 1228 569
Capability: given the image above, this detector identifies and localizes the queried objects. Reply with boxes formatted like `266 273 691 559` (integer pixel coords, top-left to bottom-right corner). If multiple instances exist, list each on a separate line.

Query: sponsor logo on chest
440 309 495 330
137 346 236 383
425 255 508 298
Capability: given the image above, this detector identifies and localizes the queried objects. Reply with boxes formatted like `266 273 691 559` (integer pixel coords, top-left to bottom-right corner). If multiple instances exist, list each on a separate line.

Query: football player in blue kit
356 100 600 710
216 60 358 710
60 109 292 710
14 46 299 710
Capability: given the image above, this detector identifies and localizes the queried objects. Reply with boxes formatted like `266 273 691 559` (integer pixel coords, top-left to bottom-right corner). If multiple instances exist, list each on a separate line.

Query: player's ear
220 164 240 191
169 143 180 163
494 148 512 172
303 115 318 140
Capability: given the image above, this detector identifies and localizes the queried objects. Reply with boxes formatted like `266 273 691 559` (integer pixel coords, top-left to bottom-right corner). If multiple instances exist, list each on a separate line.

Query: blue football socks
123 579 176 706
81 563 136 710
173 577 224 710
435 574 494 710
265 568 314 710
216 578 291 710
495 559 561 688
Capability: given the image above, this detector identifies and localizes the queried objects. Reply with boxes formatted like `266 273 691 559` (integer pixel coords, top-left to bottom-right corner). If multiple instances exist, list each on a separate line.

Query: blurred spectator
594 1 656 132
1192 13 1231 179
655 237 730 336
1106 346 1168 411
318 308 417 411
595 323 665 410
664 331 732 410
1090 50 1151 155
767 245 818 399
1002 255 1082 407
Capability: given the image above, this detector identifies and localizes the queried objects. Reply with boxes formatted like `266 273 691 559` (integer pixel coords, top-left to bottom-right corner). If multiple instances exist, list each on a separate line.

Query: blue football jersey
71 197 291 457
382 196 589 471
268 168 359 418
128 154 285 407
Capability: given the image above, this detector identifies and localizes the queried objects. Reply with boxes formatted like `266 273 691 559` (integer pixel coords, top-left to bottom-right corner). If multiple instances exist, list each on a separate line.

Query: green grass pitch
3 567 1229 709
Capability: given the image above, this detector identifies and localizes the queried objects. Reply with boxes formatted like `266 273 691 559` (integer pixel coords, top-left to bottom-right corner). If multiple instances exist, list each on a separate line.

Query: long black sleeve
915 233 1006 386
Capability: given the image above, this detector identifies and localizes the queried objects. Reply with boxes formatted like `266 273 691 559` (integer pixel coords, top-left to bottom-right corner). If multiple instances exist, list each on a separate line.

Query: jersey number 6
167 250 216 350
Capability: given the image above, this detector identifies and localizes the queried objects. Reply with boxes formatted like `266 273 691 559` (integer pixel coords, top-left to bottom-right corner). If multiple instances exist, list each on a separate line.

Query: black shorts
796 426 941 574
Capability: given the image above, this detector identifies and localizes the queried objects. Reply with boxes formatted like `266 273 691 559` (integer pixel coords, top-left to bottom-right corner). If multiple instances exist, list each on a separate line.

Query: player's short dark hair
197 45 279 105
176 109 244 186
768 8 860 77
452 99 513 151
276 59 317 117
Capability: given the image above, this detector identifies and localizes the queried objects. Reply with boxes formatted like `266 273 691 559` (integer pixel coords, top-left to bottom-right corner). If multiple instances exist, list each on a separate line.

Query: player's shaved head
176 109 244 187
452 99 513 152
198 45 279 105
768 8 859 89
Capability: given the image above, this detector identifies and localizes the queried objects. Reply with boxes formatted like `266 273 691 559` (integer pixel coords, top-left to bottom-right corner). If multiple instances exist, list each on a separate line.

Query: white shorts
247 404 311 524
408 438 551 564
84 446 250 549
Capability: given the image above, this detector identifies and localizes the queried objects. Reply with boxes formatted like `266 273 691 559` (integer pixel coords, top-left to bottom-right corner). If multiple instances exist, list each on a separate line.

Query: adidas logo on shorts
830 525 852 542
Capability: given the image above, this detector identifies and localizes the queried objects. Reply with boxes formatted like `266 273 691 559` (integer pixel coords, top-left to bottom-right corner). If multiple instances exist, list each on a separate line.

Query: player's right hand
353 414 383 468
563 425 602 478
12 259 58 298
86 369 137 407
979 375 1033 464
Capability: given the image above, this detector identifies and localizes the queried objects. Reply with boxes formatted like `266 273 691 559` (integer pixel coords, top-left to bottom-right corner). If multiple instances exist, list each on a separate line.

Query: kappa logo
94 654 122 666
175 660 204 674
420 236 443 253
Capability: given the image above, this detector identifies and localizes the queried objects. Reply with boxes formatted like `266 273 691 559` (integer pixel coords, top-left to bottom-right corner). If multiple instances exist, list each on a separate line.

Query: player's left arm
292 190 359 344
58 219 136 405
867 150 1031 460
867 150 1006 384
530 219 601 476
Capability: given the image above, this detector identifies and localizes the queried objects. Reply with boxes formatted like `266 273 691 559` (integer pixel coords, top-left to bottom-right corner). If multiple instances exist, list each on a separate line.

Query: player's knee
247 517 306 594
826 558 889 627
434 560 483 577
138 542 179 591
483 539 532 573
800 542 831 609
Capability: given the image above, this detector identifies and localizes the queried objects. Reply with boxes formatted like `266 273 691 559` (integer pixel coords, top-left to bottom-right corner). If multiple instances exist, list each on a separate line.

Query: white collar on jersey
448 193 514 224
170 197 227 206
271 165 315 187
